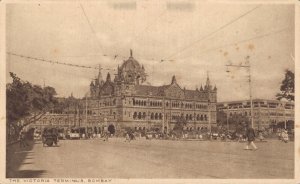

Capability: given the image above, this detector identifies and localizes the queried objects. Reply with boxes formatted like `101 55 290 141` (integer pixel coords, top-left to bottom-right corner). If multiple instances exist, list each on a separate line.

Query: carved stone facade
86 50 217 133
30 50 217 133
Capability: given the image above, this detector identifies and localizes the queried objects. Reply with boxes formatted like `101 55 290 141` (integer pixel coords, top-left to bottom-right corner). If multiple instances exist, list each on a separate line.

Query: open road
6 138 294 178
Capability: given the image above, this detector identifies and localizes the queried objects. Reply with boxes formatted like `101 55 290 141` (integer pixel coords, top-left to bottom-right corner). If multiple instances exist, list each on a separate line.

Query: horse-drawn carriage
42 127 59 147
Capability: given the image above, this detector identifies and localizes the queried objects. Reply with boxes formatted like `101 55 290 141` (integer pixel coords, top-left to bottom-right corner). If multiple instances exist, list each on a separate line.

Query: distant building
217 99 294 130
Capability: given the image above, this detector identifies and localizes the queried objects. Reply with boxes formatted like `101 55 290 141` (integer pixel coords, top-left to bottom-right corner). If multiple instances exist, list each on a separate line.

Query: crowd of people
16 123 293 151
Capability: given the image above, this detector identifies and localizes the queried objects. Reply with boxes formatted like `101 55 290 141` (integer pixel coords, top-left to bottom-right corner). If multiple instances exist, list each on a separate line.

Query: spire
206 71 210 87
171 75 177 84
106 72 111 82
90 81 94 86
98 64 103 83
130 49 133 57
200 84 203 91
214 85 217 91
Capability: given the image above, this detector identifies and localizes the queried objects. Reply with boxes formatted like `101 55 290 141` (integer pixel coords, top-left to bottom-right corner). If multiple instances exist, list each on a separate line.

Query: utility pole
226 104 229 131
85 94 88 130
207 71 211 134
226 56 254 128
162 97 165 134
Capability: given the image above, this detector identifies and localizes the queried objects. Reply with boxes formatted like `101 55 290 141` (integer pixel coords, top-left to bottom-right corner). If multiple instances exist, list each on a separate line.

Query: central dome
120 56 142 72
116 49 146 85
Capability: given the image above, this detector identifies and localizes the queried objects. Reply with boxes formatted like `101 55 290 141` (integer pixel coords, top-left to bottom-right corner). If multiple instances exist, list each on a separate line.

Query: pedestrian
125 132 131 142
258 130 264 142
281 129 289 143
244 125 258 151
19 130 28 148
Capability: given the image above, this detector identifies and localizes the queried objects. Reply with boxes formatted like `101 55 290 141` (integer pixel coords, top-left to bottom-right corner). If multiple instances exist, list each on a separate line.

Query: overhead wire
79 4 127 61
6 52 116 71
163 5 261 61
177 27 292 61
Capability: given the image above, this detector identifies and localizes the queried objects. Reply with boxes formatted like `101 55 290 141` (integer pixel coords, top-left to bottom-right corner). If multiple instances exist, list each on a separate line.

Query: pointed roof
206 72 210 87
97 64 103 83
171 75 177 84
106 72 111 82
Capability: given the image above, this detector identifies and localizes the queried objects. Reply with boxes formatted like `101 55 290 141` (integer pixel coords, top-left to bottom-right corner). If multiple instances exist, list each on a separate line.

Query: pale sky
6 2 295 102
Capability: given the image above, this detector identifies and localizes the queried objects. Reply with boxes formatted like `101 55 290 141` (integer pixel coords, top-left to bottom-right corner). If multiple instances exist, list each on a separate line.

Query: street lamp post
226 104 229 131
226 56 254 128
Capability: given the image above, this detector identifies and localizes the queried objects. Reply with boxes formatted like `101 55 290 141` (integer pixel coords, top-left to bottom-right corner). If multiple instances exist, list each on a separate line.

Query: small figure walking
244 125 258 151
281 129 289 143
19 130 28 148
125 132 131 142
258 130 264 142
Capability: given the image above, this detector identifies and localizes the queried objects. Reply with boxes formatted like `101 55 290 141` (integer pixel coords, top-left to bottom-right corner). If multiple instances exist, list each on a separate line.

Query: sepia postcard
0 0 299 184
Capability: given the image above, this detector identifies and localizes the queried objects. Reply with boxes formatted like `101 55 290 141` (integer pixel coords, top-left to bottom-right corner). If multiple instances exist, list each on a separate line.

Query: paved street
7 138 294 178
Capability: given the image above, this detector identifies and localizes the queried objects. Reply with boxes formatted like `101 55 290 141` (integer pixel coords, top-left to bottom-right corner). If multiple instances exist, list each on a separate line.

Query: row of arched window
133 99 163 107
195 104 207 109
171 114 208 121
133 112 163 120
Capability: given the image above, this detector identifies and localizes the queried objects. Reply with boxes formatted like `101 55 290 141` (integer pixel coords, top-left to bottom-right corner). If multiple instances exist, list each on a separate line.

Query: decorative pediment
164 83 184 99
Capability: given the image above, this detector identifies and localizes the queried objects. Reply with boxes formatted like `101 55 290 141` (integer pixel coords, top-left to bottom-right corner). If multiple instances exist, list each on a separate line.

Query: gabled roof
134 84 206 100
134 85 161 96
184 89 200 100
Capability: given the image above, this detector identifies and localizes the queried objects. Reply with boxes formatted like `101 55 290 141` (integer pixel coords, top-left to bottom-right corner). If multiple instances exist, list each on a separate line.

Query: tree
6 73 58 130
276 69 294 101
171 116 187 137
217 110 227 126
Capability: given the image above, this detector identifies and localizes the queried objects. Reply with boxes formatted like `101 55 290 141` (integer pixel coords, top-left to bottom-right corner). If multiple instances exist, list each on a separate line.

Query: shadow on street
6 140 47 178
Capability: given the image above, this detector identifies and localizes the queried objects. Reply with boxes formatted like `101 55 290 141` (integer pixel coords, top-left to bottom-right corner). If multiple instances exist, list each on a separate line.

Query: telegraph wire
6 52 116 71
178 27 292 60
80 4 127 61
163 5 261 60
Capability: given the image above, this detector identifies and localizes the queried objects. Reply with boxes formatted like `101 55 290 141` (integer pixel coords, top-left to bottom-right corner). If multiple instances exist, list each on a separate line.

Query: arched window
189 114 193 120
159 113 162 120
138 112 142 119
197 114 199 120
155 113 158 120
133 98 135 105
151 113 154 120
144 101 146 106
143 112 146 119
200 115 203 121
186 114 189 120
204 115 207 121
133 112 137 119
166 102 169 107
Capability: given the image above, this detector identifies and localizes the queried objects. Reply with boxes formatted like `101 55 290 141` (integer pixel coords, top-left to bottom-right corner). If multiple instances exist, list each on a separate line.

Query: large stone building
86 50 217 134
30 50 217 134
217 99 294 130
